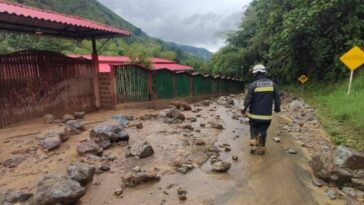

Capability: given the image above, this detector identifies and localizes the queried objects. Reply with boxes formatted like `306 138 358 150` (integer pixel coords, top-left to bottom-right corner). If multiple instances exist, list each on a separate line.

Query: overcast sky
98 0 252 52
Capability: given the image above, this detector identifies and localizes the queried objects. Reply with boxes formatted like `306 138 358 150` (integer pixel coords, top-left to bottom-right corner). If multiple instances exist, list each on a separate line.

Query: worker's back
243 73 280 122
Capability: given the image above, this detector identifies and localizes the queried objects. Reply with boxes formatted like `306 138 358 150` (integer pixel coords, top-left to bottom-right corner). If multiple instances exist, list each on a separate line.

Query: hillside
1 0 211 64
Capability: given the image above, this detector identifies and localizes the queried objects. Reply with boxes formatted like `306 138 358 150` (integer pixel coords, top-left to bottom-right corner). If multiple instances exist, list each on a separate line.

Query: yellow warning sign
298 75 308 84
340 46 364 71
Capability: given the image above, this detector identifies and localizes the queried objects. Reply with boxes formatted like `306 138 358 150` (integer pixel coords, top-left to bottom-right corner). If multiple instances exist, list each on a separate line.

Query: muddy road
0 95 345 205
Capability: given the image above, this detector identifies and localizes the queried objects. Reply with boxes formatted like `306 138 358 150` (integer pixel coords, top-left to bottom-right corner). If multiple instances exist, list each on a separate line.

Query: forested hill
1 0 211 64
211 0 364 83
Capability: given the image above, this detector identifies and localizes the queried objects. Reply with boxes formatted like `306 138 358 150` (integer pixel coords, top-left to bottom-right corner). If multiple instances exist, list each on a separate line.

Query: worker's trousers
249 120 271 146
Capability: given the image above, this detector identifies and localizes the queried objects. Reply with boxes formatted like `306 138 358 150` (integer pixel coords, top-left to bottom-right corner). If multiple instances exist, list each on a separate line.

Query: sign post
339 46 364 95
298 74 308 94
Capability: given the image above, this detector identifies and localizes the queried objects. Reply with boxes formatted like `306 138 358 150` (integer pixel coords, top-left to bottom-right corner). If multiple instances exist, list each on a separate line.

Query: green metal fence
153 69 174 99
114 65 244 103
115 65 149 103
175 72 190 97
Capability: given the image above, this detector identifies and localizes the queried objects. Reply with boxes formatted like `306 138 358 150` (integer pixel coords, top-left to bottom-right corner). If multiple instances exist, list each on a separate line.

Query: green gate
115 65 149 103
153 69 174 99
175 73 190 97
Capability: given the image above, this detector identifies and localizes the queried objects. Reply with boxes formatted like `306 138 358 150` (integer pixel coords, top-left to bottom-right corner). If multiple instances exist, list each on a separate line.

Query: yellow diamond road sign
298 75 308 84
340 46 364 71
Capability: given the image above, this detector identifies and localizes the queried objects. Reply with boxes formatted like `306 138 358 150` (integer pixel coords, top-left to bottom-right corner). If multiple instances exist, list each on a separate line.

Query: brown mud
0 95 345 205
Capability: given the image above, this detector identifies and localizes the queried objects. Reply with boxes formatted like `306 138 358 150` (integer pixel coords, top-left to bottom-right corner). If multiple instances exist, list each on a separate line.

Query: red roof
153 63 193 71
70 55 193 72
0 0 131 38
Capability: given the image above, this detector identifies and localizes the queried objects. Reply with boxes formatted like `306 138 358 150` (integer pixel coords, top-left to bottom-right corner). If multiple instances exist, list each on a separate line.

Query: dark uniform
243 73 281 147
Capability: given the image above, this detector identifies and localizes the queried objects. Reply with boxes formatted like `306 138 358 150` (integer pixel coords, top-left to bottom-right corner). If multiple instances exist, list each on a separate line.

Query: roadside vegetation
285 70 364 151
208 0 364 150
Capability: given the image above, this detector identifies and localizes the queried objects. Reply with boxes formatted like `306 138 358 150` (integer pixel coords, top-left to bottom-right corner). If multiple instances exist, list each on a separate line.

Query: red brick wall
98 70 116 109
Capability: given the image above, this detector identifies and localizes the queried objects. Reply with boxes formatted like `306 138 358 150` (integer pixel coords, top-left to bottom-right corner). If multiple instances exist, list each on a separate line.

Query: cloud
98 0 251 52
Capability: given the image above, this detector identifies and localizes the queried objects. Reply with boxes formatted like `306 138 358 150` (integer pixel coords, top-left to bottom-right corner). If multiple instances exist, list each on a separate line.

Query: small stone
273 137 281 143
177 187 187 201
287 148 298 154
76 141 103 156
312 177 324 187
41 136 62 151
62 114 75 122
325 188 337 200
99 163 110 172
136 123 143 129
74 111 86 119
224 147 231 152
43 114 55 124
232 156 238 161
67 163 95 186
122 171 160 187
132 166 141 172
212 161 231 172
129 141 154 158
114 188 123 197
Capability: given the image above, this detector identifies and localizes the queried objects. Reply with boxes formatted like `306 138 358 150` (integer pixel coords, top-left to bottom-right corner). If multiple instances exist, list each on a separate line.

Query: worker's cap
252 64 266 73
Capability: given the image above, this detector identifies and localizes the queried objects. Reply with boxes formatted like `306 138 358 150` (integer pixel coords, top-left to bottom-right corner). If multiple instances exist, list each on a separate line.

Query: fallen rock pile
311 145 364 202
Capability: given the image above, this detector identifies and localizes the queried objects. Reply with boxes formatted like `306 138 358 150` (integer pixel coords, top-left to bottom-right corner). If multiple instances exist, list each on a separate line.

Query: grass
284 70 364 151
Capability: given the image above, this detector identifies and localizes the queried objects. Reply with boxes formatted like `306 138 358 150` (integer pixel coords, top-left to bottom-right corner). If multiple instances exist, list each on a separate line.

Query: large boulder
76 140 103 156
310 146 364 186
128 141 154 158
90 123 129 149
67 163 95 186
334 145 364 170
33 175 86 205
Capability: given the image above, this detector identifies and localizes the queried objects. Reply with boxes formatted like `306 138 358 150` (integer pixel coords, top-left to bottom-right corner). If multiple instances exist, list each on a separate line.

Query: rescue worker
241 64 281 155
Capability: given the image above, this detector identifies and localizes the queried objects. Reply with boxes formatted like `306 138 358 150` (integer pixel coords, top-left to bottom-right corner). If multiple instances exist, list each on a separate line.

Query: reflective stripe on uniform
254 86 274 92
248 113 272 120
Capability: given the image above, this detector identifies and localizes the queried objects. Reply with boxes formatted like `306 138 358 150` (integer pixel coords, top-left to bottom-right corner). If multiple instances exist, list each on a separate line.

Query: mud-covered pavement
0 95 346 205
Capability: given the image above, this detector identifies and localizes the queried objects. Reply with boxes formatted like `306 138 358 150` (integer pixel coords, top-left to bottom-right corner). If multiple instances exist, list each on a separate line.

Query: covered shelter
0 0 131 108
0 0 131 127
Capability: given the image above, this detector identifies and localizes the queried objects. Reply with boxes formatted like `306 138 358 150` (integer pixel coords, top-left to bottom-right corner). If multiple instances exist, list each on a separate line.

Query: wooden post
91 37 100 108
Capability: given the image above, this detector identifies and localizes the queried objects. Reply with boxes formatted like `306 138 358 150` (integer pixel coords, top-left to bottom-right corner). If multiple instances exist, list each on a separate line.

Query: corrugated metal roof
0 0 131 38
153 63 193 71
70 55 193 72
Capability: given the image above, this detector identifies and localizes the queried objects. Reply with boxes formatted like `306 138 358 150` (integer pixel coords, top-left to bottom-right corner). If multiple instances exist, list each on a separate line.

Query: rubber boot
249 139 257 146
256 146 266 156
250 139 258 154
